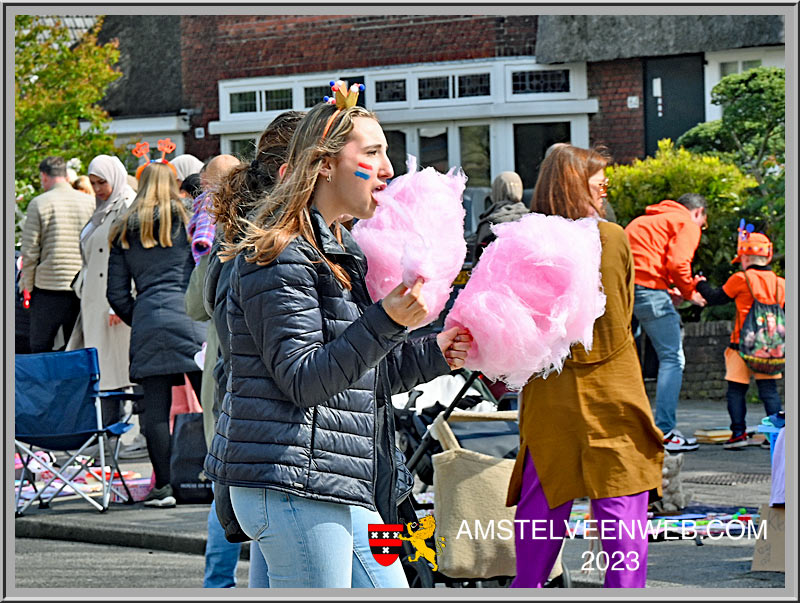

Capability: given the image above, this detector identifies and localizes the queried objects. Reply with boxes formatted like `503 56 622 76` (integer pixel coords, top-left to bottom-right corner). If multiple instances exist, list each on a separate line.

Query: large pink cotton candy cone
351 155 467 327
445 212 606 389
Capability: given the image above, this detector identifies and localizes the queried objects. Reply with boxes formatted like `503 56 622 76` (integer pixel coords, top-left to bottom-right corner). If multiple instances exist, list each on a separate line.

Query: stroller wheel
401 541 435 588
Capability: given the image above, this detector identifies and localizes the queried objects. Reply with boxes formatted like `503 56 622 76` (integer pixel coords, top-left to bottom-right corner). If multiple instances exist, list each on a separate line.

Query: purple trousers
511 451 650 588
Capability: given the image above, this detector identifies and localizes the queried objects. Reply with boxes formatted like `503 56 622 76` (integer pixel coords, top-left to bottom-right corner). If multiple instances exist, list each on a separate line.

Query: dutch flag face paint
355 162 373 180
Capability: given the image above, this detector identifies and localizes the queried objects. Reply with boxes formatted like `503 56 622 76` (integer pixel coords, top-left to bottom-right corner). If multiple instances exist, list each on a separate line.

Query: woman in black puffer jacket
107 162 206 508
203 96 472 588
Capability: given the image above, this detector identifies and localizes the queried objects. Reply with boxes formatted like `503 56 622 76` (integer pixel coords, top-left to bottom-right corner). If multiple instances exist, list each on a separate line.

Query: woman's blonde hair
531 143 611 220
231 102 379 289
109 162 188 249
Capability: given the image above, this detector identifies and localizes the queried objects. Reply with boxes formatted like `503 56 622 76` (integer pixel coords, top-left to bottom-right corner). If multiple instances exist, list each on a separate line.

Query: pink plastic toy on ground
445 212 606 389
351 155 468 327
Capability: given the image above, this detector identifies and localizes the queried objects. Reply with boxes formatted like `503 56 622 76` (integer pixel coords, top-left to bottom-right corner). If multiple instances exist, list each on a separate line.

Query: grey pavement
12 399 788 591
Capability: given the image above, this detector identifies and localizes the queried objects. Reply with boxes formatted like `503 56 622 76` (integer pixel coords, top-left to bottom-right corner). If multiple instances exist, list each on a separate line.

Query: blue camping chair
15 348 141 515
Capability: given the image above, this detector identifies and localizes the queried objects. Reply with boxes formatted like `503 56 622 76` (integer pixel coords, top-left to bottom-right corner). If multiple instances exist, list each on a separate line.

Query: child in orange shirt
695 227 785 449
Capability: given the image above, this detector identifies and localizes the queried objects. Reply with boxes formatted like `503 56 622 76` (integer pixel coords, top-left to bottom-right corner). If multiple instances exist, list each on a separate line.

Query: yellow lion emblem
397 514 446 572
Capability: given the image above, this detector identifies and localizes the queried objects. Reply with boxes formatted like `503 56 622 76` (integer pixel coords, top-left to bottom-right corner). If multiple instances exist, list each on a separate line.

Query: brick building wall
180 15 537 158
587 58 645 164
643 320 786 403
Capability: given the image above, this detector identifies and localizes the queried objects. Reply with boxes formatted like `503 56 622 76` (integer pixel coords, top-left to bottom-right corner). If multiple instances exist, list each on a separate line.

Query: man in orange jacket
625 193 708 452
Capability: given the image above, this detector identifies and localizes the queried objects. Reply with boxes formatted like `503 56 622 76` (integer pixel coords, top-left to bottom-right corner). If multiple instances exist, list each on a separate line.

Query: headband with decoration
320 80 365 142
132 138 178 179
732 218 773 264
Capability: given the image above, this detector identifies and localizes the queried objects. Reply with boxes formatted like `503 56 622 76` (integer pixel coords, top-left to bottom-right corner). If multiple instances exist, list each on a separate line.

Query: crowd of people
16 82 784 590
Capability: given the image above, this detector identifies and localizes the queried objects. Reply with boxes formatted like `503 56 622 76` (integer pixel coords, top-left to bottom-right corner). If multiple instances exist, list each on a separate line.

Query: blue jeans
726 379 782 437
204 494 242 588
249 541 270 588
230 486 409 588
633 286 685 434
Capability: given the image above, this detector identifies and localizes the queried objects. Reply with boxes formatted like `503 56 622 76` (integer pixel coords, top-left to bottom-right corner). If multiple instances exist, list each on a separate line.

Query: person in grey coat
107 162 206 508
203 98 472 588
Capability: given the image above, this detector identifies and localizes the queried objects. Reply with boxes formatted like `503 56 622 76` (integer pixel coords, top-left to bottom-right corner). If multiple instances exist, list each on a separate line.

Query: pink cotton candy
351 155 467 327
444 212 606 389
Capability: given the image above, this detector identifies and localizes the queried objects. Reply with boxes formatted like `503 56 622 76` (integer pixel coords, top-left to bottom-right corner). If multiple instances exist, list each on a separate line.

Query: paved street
14 538 251 589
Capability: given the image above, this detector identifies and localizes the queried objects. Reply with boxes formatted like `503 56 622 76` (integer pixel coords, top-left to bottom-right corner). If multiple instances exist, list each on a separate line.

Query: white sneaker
663 431 699 452
143 484 176 508
670 428 697 445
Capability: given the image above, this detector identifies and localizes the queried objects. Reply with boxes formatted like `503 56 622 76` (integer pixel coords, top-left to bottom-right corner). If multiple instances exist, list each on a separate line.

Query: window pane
458 73 490 97
418 127 448 173
230 91 257 113
513 122 571 189
511 70 570 94
265 89 292 111
384 130 408 177
230 138 256 161
304 85 330 107
742 59 762 71
376 79 407 102
418 76 450 100
720 61 739 77
459 125 490 188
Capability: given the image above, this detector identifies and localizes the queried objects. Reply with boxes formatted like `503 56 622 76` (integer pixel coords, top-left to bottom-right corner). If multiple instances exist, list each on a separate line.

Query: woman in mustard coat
506 144 664 588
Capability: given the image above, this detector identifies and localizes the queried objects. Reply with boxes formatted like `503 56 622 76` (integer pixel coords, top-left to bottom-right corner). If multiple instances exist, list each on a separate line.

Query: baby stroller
393 370 570 588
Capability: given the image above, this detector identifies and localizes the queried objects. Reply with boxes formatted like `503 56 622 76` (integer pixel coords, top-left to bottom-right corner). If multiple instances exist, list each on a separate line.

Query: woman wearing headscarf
67 155 137 395
473 171 529 262
171 154 205 192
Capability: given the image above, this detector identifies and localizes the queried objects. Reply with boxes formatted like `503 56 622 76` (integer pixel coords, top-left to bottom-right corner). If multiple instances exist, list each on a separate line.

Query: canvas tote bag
431 410 518 579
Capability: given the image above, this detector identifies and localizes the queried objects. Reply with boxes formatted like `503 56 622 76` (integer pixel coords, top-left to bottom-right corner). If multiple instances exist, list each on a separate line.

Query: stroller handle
405 371 480 473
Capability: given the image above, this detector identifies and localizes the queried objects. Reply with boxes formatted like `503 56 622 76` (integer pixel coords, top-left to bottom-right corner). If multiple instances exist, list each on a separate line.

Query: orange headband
132 138 178 179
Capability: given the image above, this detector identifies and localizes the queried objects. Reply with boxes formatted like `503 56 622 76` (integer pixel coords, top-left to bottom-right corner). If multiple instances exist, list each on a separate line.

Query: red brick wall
181 15 537 157
587 58 645 165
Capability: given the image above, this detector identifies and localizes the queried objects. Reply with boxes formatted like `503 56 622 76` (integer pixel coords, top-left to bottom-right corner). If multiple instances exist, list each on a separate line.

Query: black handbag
169 412 214 504
214 482 251 543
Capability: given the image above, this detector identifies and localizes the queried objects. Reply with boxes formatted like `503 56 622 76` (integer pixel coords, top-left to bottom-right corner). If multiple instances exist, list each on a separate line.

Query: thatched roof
535 15 785 64
97 15 182 117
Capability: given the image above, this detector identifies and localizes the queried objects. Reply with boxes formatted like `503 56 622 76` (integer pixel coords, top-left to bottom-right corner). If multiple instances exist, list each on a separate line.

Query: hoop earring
326 174 332 183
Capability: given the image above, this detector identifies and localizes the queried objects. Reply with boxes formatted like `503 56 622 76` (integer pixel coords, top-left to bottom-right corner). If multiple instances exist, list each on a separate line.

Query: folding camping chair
14 348 141 516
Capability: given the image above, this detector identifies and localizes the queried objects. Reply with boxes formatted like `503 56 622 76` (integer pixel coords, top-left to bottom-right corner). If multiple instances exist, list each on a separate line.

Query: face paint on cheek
355 162 373 179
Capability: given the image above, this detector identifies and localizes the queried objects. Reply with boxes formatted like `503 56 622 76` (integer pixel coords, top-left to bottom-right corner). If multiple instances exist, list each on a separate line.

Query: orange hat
732 222 772 264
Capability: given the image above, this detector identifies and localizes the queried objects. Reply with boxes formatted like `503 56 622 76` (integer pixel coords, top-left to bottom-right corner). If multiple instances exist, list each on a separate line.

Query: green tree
607 139 759 322
15 15 122 215
677 66 785 184
676 66 785 273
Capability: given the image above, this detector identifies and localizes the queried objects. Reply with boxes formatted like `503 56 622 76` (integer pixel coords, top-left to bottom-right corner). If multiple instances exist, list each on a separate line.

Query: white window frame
703 46 784 121
210 56 594 228
504 61 587 102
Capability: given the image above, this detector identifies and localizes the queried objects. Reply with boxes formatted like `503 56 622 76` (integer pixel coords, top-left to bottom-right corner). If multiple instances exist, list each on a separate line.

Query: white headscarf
171 154 204 181
88 155 136 209
83 155 136 242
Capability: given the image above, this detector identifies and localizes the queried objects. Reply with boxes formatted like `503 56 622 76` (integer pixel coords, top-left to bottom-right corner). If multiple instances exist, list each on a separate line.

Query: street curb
14 512 252 561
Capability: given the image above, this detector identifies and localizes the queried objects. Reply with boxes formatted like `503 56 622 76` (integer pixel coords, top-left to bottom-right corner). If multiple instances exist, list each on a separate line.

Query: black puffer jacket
106 201 206 381
203 209 450 520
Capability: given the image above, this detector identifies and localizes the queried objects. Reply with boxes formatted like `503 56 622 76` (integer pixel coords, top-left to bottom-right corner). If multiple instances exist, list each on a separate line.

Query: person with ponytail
203 87 472 588
107 162 206 508
198 111 304 589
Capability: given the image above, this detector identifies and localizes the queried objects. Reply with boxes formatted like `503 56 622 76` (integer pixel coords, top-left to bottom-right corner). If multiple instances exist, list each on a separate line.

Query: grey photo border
5 1 797 600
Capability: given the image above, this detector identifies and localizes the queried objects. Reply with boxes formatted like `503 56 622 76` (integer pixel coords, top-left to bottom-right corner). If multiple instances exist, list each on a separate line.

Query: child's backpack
738 271 785 375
